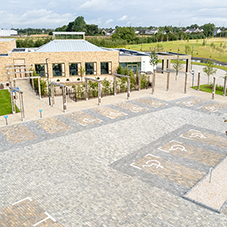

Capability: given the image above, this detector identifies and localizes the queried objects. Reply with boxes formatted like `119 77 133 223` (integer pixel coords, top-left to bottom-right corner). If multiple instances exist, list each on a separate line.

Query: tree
86 24 98 36
149 51 158 72
173 55 183 78
79 66 86 81
203 60 217 84
185 45 191 54
202 23 215 37
112 27 135 43
73 16 87 32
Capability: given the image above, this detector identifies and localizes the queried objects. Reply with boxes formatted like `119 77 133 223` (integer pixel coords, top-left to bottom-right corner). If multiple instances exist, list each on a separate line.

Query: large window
101 62 109 75
35 64 45 77
52 64 62 77
85 62 94 75
69 63 78 76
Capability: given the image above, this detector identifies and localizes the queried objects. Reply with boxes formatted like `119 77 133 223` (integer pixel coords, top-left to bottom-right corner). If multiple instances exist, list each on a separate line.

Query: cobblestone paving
114 101 148 113
1 96 227 226
67 111 101 126
35 117 70 134
159 140 225 166
0 124 36 144
200 102 227 112
181 129 227 149
175 97 205 107
92 106 127 119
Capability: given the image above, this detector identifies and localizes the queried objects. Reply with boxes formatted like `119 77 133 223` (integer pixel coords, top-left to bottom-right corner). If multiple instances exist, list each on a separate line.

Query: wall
0 39 16 54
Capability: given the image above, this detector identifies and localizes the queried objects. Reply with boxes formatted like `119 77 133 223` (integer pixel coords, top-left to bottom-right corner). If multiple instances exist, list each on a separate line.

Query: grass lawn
0 90 20 116
191 84 227 95
127 38 227 63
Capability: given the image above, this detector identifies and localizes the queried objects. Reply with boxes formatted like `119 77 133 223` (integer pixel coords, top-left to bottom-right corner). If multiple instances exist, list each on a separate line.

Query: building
0 29 17 37
0 32 119 84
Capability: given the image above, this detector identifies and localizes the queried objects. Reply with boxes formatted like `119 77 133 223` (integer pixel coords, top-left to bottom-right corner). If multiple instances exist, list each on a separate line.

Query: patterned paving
136 97 166 108
92 106 127 119
200 102 227 112
158 140 225 166
176 97 205 107
114 101 148 113
35 117 70 134
131 154 205 188
0 124 36 143
0 198 63 227
68 111 101 126
181 129 227 149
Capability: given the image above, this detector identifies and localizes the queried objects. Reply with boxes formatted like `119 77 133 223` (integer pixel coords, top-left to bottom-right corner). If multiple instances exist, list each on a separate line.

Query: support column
62 86 67 113
31 78 34 91
197 72 201 91
153 69 156 87
127 77 130 100
20 92 25 121
13 80 17 100
38 77 41 99
162 60 164 73
212 77 216 100
152 73 155 94
51 84 55 107
114 75 116 95
138 72 141 91
10 89 16 114
223 76 227 96
85 79 88 100
184 73 188 94
98 82 102 105
166 71 170 91
186 59 189 72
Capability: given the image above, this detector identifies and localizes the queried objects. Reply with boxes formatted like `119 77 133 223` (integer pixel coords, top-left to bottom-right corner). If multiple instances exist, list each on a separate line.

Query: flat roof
35 40 106 53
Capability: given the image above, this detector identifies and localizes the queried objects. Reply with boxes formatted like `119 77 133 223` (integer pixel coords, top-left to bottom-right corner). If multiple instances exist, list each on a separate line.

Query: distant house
185 28 203 33
135 31 140 34
102 29 115 36
214 29 222 36
0 29 17 37
145 28 158 35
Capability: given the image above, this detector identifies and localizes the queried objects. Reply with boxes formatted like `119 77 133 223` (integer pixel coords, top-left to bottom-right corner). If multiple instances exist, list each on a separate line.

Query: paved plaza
1 66 227 226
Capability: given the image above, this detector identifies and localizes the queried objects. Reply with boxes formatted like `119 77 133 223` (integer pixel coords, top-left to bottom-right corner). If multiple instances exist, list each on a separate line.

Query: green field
127 38 227 63
0 90 20 116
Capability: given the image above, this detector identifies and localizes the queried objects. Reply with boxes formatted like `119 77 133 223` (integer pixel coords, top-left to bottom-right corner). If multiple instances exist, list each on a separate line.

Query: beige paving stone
93 106 126 119
36 218 64 227
176 97 205 106
186 158 227 211
131 154 205 188
68 111 101 126
136 98 166 108
0 124 36 143
35 117 70 134
159 140 226 167
200 102 227 112
114 101 148 113
181 129 227 149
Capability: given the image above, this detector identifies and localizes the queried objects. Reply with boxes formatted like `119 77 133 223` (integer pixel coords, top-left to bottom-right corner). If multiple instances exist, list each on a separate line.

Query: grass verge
191 84 227 95
0 90 20 116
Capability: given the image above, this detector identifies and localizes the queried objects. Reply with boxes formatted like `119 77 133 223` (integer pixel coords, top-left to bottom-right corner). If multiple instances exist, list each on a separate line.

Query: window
69 63 78 76
101 62 109 74
52 64 62 77
35 64 45 77
85 63 94 75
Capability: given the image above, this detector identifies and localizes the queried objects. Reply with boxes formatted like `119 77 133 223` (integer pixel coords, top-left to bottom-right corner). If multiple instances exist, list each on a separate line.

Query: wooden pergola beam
113 73 130 99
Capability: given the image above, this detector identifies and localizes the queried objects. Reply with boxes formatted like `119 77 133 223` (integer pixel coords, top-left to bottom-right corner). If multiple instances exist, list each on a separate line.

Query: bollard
4 115 8 125
39 109 43 118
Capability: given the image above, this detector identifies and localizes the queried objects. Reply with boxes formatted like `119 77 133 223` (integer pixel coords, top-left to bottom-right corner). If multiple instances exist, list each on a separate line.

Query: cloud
105 19 113 24
118 15 127 21
78 0 109 10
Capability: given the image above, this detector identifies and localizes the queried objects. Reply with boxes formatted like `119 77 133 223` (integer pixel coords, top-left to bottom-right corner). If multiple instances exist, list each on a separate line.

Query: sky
1 0 227 29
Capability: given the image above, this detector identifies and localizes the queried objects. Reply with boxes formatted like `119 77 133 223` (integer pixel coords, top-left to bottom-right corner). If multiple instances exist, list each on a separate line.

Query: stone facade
0 39 16 55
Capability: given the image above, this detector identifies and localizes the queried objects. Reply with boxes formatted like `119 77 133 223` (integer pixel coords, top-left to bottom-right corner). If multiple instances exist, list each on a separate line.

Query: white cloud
78 0 109 10
105 19 113 24
118 15 127 21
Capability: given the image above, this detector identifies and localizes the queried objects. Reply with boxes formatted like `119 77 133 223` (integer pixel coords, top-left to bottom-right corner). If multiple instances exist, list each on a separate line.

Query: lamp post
46 58 51 106
191 45 195 70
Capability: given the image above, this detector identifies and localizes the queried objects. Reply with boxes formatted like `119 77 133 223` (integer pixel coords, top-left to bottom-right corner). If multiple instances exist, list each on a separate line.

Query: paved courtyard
1 66 227 226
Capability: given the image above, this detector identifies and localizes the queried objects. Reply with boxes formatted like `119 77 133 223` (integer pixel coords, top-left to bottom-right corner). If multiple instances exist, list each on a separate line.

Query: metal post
212 77 216 100
152 73 155 94
39 109 43 118
62 86 67 113
184 73 188 94
114 75 116 95
127 77 130 100
85 79 88 100
20 92 25 121
51 83 55 107
197 72 200 91
138 72 141 91
166 71 170 91
10 89 16 114
4 115 8 125
46 58 51 105
98 82 101 105
223 76 227 96
191 70 194 87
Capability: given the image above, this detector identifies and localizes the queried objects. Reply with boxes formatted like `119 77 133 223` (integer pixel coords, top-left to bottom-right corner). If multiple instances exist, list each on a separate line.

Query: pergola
113 74 130 99
9 86 25 121
139 71 155 94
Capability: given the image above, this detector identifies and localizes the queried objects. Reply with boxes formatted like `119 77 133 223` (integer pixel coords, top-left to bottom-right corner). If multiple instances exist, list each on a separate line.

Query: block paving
92 106 127 119
114 101 148 113
136 97 166 108
176 97 205 107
